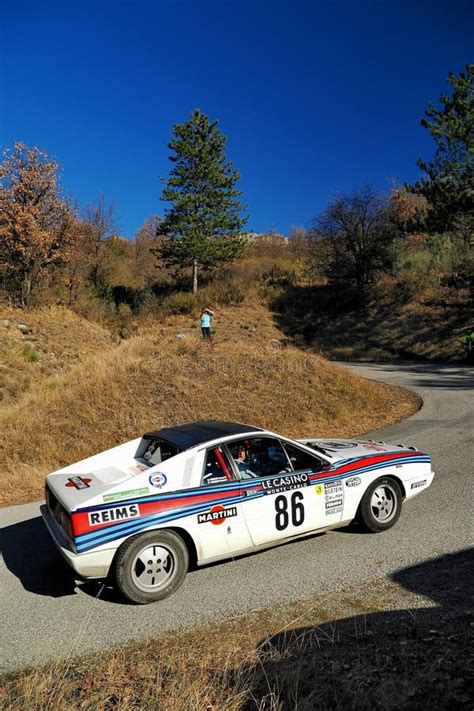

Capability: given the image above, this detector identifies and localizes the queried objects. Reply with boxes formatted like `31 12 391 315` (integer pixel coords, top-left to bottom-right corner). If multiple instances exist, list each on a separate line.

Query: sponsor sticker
88 504 140 526
411 480 427 490
149 472 167 489
129 464 148 475
261 472 310 495
103 487 149 503
357 441 387 452
66 476 91 489
242 488 260 497
321 441 358 449
324 480 343 513
324 481 342 495
325 499 343 514
197 505 237 525
315 484 324 495
345 476 361 487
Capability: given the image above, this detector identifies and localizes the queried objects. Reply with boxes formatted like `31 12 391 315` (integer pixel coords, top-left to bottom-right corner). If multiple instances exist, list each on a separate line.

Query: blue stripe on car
75 451 430 552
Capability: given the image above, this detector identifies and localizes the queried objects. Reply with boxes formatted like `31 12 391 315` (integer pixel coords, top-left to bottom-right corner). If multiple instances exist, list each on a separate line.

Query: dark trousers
201 327 211 339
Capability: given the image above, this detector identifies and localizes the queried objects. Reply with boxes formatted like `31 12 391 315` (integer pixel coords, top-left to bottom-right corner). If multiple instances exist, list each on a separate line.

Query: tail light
59 509 74 540
45 484 74 541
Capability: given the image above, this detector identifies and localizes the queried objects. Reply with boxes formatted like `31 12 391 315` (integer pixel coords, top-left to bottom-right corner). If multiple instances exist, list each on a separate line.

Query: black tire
358 477 403 533
113 529 189 604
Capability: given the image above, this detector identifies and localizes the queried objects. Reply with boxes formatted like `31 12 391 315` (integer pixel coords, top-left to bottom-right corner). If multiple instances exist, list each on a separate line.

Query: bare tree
310 187 399 304
83 197 118 288
134 216 165 283
288 225 310 259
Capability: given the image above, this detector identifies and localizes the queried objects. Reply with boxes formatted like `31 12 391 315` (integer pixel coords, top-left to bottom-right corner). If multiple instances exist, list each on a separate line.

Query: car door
189 444 254 561
227 436 330 547
282 440 344 527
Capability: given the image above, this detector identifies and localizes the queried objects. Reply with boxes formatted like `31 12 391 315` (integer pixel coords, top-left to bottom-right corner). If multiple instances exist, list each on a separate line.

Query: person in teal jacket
200 307 214 340
462 329 474 362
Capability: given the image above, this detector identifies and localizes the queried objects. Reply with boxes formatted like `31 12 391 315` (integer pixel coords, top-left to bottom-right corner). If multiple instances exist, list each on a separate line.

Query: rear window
135 437 180 467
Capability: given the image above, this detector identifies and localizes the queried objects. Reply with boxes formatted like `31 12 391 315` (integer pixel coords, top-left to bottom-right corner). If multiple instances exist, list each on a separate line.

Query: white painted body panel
42 427 434 581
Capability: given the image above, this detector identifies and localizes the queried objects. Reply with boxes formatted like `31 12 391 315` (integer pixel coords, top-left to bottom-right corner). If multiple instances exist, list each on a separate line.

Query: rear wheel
113 530 189 604
358 477 402 532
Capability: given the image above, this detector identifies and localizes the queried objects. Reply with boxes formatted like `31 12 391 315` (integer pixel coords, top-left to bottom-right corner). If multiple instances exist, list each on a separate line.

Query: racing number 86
275 491 305 531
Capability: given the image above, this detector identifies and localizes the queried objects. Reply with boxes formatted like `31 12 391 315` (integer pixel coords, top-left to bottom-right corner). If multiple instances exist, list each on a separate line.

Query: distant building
245 231 288 246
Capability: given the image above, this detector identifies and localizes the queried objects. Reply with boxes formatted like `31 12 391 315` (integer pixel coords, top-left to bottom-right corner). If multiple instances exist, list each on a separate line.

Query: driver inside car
232 445 256 479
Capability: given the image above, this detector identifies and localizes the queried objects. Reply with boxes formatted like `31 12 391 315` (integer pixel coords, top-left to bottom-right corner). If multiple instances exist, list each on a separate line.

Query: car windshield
134 437 180 467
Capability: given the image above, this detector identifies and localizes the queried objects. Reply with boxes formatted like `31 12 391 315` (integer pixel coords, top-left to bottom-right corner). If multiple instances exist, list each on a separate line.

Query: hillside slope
0 306 112 404
0 302 419 506
273 284 473 362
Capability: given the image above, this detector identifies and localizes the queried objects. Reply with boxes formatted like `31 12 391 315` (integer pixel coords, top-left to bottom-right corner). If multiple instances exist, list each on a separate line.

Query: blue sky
1 0 472 237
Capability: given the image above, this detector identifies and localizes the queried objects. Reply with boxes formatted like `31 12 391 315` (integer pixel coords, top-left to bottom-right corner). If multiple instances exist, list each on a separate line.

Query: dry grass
273 283 474 362
0 306 112 405
0 578 414 711
1 562 470 711
0 300 419 506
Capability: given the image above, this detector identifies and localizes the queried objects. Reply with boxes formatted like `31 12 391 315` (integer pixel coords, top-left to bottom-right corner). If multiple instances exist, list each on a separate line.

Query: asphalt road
1 362 473 672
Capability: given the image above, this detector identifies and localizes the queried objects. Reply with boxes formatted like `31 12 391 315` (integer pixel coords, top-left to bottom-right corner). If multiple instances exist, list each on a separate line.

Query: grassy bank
0 302 420 506
1 549 471 710
273 283 474 362
0 306 112 405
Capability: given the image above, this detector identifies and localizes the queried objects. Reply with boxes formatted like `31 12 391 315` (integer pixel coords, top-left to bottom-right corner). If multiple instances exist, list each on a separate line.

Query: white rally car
41 421 434 603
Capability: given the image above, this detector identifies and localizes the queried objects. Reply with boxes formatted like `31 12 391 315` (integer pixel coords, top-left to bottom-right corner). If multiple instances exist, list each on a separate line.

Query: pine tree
412 64 473 240
158 109 248 293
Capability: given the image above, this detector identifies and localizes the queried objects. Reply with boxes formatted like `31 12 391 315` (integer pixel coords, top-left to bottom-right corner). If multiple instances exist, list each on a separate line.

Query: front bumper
40 504 115 579
405 470 435 499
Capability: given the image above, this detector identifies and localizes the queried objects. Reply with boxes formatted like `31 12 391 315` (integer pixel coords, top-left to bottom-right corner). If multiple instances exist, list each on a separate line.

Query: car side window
228 437 291 479
135 437 180 467
202 446 235 485
282 442 325 473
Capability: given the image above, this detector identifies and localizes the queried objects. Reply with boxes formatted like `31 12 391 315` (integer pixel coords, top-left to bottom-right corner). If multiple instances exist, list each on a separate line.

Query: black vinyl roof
144 420 263 450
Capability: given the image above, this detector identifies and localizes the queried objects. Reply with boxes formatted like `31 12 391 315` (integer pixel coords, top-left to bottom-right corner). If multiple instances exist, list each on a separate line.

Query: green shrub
427 234 457 274
395 251 436 301
199 279 246 306
160 276 247 316
22 344 40 363
265 284 287 302
261 262 299 287
75 292 118 327
95 279 114 302
161 292 197 314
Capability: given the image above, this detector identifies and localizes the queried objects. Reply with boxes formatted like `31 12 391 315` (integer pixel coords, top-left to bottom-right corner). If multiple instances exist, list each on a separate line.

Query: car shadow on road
0 515 78 597
0 514 130 603
233 548 473 710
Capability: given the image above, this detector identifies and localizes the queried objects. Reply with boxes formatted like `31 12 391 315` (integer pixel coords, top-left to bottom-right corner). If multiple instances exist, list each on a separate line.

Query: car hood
298 438 418 462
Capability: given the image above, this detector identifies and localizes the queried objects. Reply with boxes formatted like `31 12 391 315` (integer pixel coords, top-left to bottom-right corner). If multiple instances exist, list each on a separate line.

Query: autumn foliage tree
0 143 74 306
389 188 428 238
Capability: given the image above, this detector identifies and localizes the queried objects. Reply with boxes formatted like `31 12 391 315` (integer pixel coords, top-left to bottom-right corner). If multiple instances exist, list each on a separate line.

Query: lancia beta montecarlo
41 420 434 604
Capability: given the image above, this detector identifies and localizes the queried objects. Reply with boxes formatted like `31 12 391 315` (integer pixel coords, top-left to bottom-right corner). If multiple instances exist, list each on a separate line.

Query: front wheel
113 530 189 604
358 477 403 532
